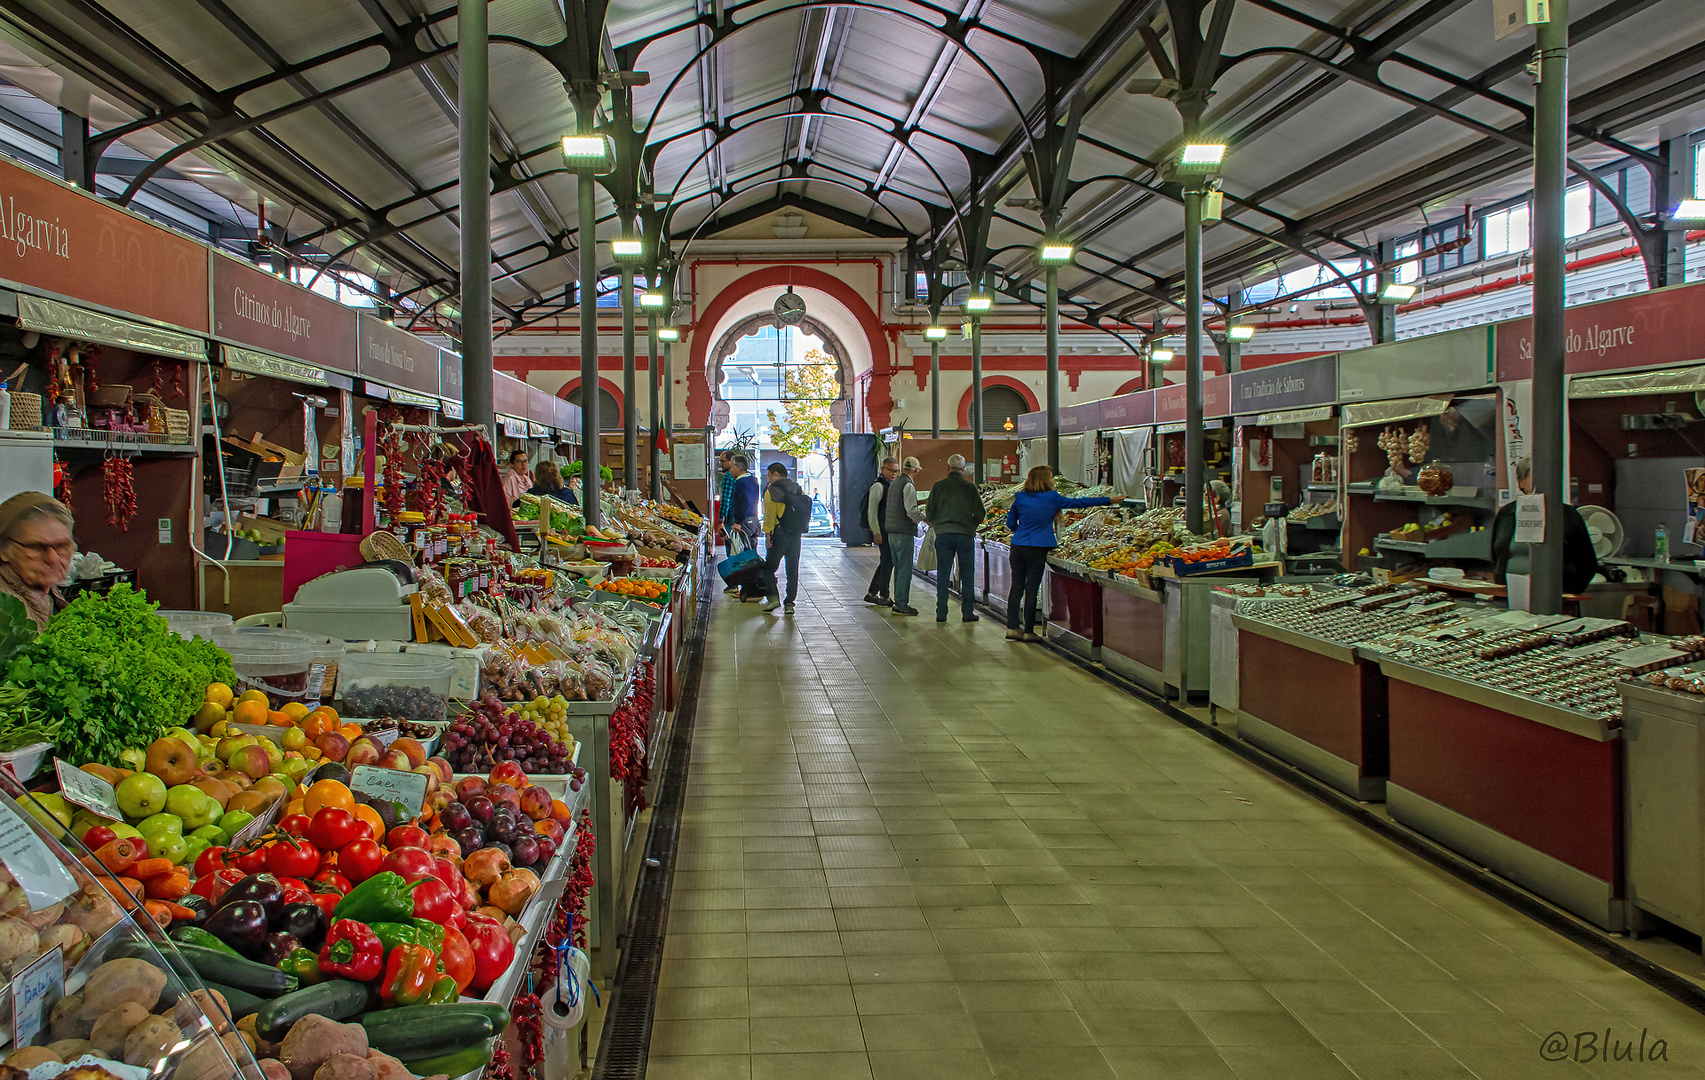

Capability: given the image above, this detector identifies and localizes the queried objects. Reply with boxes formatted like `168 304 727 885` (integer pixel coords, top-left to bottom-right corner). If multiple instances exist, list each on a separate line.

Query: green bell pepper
424 974 459 1005
331 873 420 926
368 922 420 955
411 919 445 957
279 948 323 985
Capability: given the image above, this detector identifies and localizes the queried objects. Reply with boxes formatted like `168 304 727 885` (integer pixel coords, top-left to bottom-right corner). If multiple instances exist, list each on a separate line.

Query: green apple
115 773 168 819
216 810 255 837
71 809 114 836
108 822 142 841
189 824 228 847
137 812 184 838
118 747 148 772
180 836 211 866
145 832 188 864
165 785 215 829
166 726 200 748
277 758 313 781
261 742 282 768
21 793 71 839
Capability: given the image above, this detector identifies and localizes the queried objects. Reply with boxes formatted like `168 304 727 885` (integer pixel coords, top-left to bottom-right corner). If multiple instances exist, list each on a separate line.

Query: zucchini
359 1001 510 1033
170 926 239 956
394 1043 493 1077
109 941 297 997
256 980 372 1042
200 981 269 1022
359 1008 499 1062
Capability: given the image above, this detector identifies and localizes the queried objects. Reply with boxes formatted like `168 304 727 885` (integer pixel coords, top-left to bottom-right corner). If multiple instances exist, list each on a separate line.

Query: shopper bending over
882 456 928 616
862 458 899 606
1004 466 1123 642
527 460 579 507
925 455 983 623
0 492 73 629
761 463 810 614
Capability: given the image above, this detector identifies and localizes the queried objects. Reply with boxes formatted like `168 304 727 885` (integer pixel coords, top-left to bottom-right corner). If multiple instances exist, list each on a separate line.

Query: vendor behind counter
0 492 73 628
1491 455 1599 593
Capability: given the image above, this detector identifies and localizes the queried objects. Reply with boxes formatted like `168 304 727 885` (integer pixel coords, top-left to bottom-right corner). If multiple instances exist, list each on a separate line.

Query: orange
353 803 385 843
280 702 311 723
304 779 355 817
238 688 269 707
267 710 291 726
205 682 234 709
285 798 305 819
232 699 269 726
302 712 337 740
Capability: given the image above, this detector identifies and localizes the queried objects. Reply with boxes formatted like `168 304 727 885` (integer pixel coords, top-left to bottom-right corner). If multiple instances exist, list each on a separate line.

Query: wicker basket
7 392 41 431
360 529 412 564
90 384 132 409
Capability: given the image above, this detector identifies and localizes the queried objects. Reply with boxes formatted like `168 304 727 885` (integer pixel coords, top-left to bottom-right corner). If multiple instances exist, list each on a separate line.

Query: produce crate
1162 550 1254 576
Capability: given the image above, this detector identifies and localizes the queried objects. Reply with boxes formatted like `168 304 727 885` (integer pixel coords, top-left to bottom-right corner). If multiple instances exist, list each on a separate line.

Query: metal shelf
1347 482 1492 510
53 433 195 455
1376 537 1428 553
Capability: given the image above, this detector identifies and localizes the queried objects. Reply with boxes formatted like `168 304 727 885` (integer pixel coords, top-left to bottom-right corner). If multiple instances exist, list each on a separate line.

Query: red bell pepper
378 943 438 1006
318 919 384 982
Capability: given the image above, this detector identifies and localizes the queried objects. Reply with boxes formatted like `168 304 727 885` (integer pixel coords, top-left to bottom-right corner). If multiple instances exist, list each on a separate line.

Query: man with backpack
761 462 811 613
862 458 899 606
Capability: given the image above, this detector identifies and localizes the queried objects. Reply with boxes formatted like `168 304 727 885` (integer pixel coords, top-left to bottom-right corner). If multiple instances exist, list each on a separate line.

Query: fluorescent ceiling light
924 326 948 340
639 291 666 308
1039 243 1073 264
657 327 680 341
611 238 643 258
966 293 993 313
1150 348 1174 362
1673 199 1705 220
561 135 607 160
1227 325 1256 341
1380 282 1417 302
1180 143 1226 165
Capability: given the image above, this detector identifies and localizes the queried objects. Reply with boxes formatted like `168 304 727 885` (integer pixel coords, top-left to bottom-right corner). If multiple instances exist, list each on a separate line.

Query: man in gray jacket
882 456 927 615
925 455 984 623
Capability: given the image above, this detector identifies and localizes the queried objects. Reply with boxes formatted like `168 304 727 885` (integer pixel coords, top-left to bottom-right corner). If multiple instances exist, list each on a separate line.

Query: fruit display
593 576 668 603
514 696 580 756
636 555 677 569
443 697 583 780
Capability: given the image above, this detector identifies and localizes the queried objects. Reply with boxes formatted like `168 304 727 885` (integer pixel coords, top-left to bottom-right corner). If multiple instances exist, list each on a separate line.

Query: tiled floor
648 541 1705 1080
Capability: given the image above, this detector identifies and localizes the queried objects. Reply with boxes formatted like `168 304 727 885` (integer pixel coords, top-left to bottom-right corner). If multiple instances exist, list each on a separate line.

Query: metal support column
1529 0 1569 613
59 110 93 190
457 0 494 432
971 316 984 483
622 264 637 491
649 313 662 500
576 99 601 524
1183 189 1205 534
663 339 674 438
1045 266 1060 471
930 339 941 439
1661 135 1694 287
1372 239 1398 344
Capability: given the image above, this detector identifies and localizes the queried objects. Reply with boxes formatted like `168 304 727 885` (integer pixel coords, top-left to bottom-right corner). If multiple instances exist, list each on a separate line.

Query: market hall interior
643 541 1705 1080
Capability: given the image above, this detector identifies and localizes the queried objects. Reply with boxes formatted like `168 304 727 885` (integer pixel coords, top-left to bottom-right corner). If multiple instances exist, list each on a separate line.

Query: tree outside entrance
765 348 840 527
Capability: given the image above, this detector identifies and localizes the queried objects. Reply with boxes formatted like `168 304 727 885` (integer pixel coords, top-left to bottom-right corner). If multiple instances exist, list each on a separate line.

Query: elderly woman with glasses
0 492 74 628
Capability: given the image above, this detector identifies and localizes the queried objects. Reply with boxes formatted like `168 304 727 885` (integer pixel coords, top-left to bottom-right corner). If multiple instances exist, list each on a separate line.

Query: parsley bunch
5 585 236 765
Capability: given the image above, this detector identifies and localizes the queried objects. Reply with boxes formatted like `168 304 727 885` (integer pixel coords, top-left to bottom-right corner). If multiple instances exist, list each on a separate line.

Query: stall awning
1341 395 1450 429
222 344 327 386
18 293 206 361
1569 366 1705 399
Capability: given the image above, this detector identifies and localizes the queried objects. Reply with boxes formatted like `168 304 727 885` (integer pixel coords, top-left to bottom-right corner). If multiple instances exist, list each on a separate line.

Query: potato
0 917 38 965
175 1031 254 1080
89 1001 149 1056
312 1054 376 1080
364 1049 415 1080
280 1015 367 1080
5 1047 60 1068
175 988 232 1034
82 958 167 1017
50 993 92 1041
45 1038 92 1060
123 1014 181 1068
39 924 87 965
258 1061 292 1080
21 901 63 929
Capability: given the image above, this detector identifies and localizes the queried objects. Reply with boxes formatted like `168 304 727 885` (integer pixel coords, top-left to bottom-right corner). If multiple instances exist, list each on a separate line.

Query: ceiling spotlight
1179 143 1226 166
966 292 993 313
1672 199 1705 220
640 290 667 308
1227 325 1255 341
657 326 680 341
924 326 948 340
561 135 610 162
1150 348 1174 362
1039 242 1073 264
1380 282 1417 302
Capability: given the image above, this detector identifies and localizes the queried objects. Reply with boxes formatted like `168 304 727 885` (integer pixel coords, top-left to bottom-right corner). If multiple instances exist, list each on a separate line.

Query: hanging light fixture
1380 282 1417 302
1150 347 1174 362
1038 240 1073 264
561 135 611 163
923 326 948 340
1227 324 1256 341
1003 417 1015 431
639 289 667 309
966 291 994 313
657 327 680 341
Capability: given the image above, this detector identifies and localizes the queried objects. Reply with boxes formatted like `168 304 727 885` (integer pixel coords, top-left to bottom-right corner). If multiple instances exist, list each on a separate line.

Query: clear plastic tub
339 652 454 720
213 627 315 708
296 635 345 705
158 609 234 641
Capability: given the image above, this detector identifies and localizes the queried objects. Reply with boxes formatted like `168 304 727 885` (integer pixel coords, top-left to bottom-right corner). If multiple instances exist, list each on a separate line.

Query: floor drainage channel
589 590 713 1080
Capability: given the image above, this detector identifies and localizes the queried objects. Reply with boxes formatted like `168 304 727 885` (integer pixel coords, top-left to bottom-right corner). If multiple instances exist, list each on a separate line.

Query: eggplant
174 894 211 927
222 874 286 920
256 932 300 967
275 902 326 948
205 900 271 958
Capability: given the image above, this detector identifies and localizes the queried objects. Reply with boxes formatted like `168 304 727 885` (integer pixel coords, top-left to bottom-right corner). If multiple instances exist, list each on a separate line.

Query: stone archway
708 311 856 433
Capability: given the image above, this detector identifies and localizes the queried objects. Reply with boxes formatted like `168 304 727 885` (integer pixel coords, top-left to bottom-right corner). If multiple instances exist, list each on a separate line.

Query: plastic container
338 652 454 720
295 634 345 706
158 609 234 641
213 627 315 708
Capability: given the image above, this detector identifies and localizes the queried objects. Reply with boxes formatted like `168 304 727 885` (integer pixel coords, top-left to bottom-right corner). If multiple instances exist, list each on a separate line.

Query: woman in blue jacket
1003 465 1123 642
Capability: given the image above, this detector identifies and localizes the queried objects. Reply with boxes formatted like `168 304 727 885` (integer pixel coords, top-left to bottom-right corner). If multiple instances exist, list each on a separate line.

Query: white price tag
10 945 63 1047
0 800 76 911
54 760 122 821
1514 494 1545 543
350 765 430 814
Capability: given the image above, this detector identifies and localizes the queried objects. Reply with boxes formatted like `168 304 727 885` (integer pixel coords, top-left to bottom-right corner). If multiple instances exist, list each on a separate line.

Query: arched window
566 386 622 430
980 386 1027 433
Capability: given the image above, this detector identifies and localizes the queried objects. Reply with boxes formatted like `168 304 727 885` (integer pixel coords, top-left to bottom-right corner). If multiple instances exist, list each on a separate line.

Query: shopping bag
717 548 761 582
917 527 938 572
726 527 746 557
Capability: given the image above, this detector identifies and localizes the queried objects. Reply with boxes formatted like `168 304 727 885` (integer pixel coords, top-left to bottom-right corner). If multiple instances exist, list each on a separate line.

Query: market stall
1229 355 1343 574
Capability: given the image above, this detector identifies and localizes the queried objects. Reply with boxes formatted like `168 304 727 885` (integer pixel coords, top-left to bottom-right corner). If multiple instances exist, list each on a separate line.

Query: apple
165 785 215 830
425 787 454 814
280 727 307 752
379 749 412 772
190 824 229 847
316 733 350 763
192 701 225 733
138 811 184 836
216 735 257 763
217 809 255 837
231 744 273 780
489 762 527 789
277 757 314 781
261 742 283 768
346 737 382 768
21 793 71 838
391 737 428 769
486 784 519 810
519 785 553 821
534 818 565 845
118 747 147 772
427 757 454 784
115 773 169 819
455 777 487 801
165 726 201 748
145 832 188 864
412 764 441 794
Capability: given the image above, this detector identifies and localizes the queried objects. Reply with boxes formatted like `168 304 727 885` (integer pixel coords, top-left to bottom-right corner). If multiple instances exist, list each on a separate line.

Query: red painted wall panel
1237 632 1386 770
1101 587 1165 671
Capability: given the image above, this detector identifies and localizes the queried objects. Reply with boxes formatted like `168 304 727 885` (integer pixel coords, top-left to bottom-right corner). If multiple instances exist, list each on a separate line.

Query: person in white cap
882 456 927 615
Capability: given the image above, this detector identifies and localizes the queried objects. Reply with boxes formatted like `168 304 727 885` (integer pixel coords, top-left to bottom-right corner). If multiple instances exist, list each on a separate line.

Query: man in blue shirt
728 454 762 557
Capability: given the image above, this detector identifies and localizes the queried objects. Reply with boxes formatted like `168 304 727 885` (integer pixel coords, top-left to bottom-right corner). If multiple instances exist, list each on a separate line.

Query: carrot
141 900 174 929
113 877 146 909
94 837 146 875
143 873 190 901
158 900 198 922
128 858 176 880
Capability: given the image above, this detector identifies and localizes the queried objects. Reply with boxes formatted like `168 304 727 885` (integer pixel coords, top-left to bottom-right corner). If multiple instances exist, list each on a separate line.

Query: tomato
338 838 383 883
82 825 118 851
190 867 246 907
306 808 366 852
411 876 459 924
461 914 516 993
438 925 476 993
309 890 342 921
192 846 230 878
379 847 437 883
232 844 269 875
274 876 312 905
312 870 351 895
278 813 312 837
266 838 321 880
387 825 429 850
